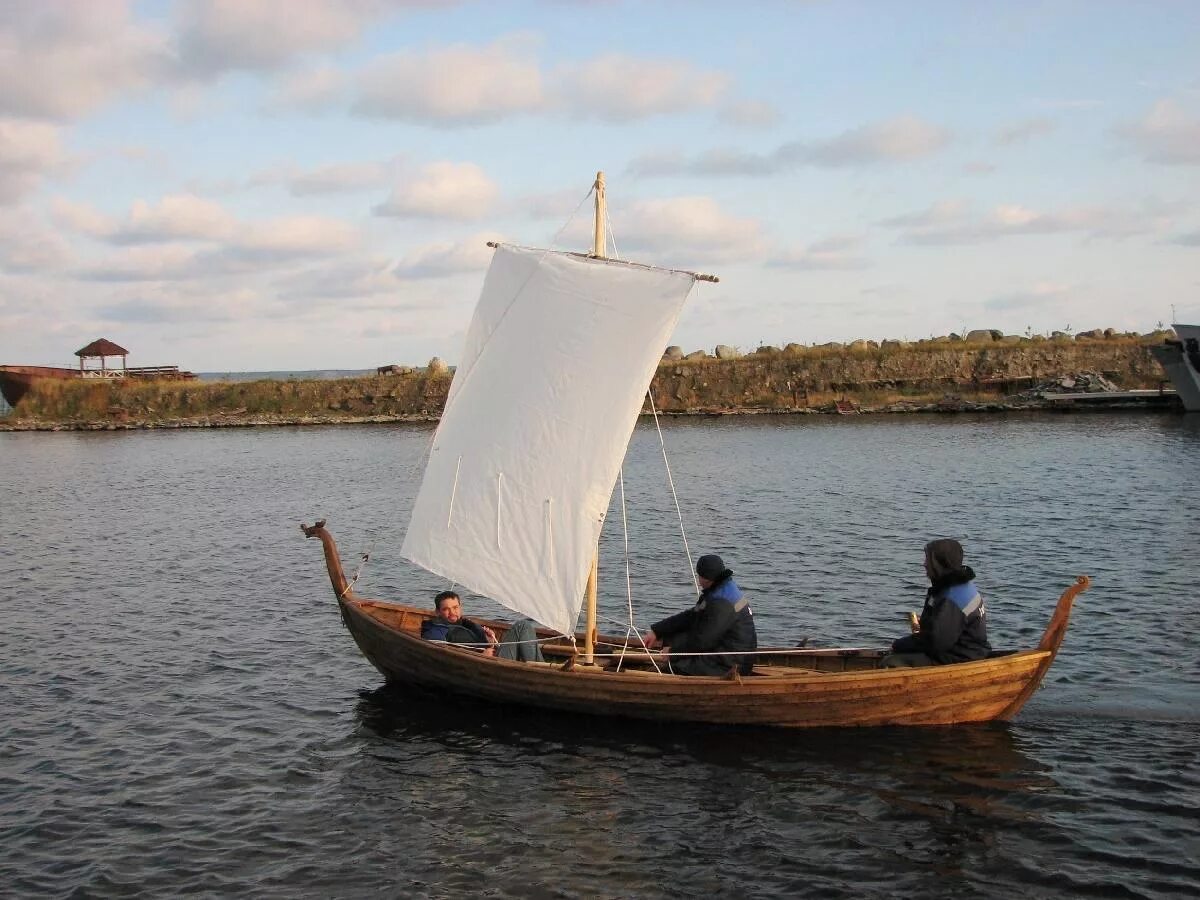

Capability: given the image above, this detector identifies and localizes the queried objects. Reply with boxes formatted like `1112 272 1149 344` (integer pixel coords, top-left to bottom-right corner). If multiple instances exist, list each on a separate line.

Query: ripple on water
1 415 1198 898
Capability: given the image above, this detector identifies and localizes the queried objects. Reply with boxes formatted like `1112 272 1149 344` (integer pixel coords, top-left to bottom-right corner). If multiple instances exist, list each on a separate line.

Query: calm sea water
2 413 1197 898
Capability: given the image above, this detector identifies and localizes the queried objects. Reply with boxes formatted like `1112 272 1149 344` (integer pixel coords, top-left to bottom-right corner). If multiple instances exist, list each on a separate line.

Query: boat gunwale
340 595 1053 689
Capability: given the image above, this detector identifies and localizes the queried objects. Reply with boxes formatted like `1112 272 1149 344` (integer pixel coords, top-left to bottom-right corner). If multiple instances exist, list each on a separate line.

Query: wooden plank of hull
339 598 1052 728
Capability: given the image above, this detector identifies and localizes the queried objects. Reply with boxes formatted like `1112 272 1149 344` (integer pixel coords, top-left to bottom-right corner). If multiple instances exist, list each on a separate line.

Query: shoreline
0 396 1181 432
2 337 1178 430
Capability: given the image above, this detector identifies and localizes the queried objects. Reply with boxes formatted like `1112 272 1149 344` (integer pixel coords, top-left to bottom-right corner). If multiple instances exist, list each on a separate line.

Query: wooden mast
583 171 606 665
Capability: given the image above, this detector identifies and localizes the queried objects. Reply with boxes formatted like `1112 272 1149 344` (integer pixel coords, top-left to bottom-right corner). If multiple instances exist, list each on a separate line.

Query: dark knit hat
696 554 727 580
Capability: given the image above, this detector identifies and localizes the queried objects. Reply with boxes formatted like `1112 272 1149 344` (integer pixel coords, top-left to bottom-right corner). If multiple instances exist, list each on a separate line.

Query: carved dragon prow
300 519 361 602
1037 574 1090 654
997 574 1090 721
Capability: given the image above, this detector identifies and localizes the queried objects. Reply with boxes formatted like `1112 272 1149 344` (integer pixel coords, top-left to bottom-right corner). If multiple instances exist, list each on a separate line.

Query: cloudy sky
1 1 1198 372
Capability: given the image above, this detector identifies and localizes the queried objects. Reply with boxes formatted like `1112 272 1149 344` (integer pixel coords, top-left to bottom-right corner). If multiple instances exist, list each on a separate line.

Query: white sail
401 243 696 634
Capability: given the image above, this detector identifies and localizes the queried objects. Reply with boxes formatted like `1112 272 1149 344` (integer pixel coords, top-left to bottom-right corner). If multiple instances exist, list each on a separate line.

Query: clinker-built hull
305 521 1088 729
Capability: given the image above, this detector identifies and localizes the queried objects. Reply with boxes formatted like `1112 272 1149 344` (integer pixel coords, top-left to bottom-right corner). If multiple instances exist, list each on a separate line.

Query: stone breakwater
0 335 1174 431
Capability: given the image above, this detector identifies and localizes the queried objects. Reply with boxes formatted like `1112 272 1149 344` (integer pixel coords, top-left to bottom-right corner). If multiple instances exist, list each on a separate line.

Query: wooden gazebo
75 338 129 378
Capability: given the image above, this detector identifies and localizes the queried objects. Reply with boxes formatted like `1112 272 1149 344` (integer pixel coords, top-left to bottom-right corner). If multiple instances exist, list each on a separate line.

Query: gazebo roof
75 338 129 358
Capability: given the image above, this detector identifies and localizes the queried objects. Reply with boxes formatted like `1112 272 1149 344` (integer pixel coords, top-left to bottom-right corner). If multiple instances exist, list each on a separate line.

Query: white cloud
354 37 544 124
284 160 397 195
231 214 358 259
349 39 736 126
984 281 1074 312
0 119 68 204
719 100 779 128
70 211 359 281
52 194 236 242
1114 99 1200 165
795 116 951 166
265 65 347 113
0 1 167 120
994 117 1056 145
615 196 765 264
881 198 1186 244
767 235 869 271
273 257 401 301
75 244 202 282
174 0 432 77
373 161 497 220
627 116 951 178
0 209 72 272
393 232 501 278
553 55 728 121
49 197 115 237
122 194 237 242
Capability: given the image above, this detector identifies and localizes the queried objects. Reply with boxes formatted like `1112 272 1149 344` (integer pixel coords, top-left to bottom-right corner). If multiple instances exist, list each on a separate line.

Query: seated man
882 538 991 667
420 590 545 663
641 554 757 676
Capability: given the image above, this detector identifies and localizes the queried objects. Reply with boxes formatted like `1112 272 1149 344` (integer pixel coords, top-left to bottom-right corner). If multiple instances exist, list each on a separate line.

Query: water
2 413 1197 898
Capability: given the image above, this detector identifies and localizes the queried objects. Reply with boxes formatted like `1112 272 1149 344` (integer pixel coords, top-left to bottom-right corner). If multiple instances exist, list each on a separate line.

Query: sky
1 0 1198 372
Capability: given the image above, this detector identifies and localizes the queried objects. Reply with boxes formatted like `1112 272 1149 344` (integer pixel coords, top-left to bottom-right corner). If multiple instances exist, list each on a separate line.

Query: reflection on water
2 412 1198 898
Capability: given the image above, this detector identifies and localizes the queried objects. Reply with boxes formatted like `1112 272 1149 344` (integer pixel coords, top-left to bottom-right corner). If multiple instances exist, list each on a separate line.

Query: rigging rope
346 422 439 592
646 390 700 596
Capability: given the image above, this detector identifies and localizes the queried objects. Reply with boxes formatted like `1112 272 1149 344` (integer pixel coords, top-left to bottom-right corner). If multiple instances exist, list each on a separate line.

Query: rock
784 342 805 354
714 344 741 359
848 339 870 350
684 350 708 361
427 357 449 375
1076 328 1105 340
1103 328 1117 339
817 341 844 350
1001 335 1024 344
662 345 684 361
755 345 779 355
880 339 910 350
966 329 995 343
948 333 963 342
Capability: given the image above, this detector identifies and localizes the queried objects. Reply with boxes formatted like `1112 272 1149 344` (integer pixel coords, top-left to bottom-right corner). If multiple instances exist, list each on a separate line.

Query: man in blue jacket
883 539 991 667
642 554 758 676
421 590 544 662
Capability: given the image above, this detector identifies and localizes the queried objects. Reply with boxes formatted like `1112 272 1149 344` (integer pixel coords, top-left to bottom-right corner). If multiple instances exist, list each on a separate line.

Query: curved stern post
1037 575 1090 654
300 520 361 603
997 574 1090 720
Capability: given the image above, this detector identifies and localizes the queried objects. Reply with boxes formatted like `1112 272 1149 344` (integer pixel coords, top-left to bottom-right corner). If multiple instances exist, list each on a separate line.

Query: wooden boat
304 519 1089 727
304 173 1090 727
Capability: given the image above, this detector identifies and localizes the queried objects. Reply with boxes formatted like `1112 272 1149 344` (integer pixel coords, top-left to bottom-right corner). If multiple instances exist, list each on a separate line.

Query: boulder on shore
662 345 684 361
714 344 741 360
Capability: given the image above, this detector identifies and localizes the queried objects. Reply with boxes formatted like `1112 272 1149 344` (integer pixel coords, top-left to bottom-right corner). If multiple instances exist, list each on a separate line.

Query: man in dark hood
642 554 758 676
883 539 991 667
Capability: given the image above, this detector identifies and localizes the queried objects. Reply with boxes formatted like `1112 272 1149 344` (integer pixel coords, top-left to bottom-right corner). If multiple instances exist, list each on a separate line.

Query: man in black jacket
642 554 758 676
883 539 990 667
